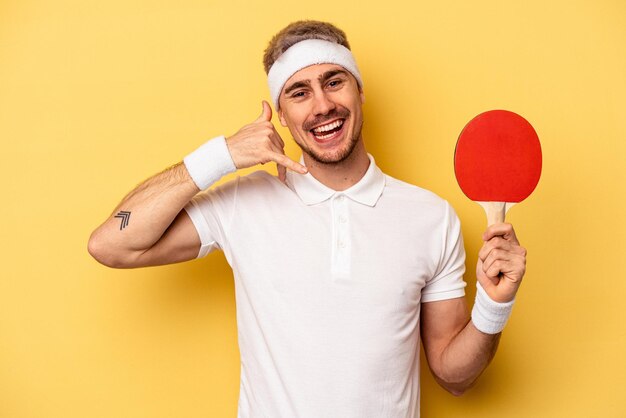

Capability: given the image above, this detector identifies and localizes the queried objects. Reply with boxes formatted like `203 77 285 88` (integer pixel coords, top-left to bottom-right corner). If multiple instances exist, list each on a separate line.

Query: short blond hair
263 20 351 74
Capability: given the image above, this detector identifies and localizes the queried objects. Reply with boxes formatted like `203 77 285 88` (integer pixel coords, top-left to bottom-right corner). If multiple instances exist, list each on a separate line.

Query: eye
328 79 344 88
291 91 306 98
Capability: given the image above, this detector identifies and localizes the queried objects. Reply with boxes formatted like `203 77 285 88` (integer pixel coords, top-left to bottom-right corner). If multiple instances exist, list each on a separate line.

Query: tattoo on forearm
114 211 131 230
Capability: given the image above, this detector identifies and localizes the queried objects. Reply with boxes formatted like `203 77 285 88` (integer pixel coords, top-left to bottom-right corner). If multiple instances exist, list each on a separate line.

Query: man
88 20 527 418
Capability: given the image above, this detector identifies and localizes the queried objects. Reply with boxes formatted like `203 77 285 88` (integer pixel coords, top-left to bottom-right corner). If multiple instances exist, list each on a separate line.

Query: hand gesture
476 223 527 303
225 101 307 182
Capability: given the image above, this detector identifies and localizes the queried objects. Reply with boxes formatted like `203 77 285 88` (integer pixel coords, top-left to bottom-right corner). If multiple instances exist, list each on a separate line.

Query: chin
305 138 359 165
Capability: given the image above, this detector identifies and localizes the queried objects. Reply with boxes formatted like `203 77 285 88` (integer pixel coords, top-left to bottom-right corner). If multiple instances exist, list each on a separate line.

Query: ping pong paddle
454 110 542 225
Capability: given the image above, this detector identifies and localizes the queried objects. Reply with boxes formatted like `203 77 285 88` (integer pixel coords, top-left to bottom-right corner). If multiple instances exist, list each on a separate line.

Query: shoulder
379 172 461 226
202 169 281 193
222 170 295 204
382 173 448 208
235 170 285 193
190 170 282 205
240 169 280 184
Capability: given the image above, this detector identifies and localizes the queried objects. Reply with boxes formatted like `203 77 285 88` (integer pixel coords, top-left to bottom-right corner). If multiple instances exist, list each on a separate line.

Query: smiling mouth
309 119 345 141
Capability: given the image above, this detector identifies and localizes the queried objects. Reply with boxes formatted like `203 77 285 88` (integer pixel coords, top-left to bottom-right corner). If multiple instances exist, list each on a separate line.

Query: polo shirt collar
287 154 385 207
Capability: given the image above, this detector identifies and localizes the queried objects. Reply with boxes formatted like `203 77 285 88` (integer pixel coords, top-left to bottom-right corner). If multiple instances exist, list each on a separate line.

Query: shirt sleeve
421 202 467 303
183 177 239 259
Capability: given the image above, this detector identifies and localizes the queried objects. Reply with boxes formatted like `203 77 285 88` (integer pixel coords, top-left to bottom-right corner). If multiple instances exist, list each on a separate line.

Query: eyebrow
283 80 311 96
319 69 348 84
283 69 350 96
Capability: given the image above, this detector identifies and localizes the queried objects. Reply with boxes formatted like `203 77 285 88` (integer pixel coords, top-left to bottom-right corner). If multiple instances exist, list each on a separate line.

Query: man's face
277 63 365 165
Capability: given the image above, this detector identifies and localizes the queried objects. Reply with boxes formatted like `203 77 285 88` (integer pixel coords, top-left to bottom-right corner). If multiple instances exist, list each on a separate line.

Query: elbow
433 373 475 397
439 380 472 397
87 232 131 269
446 385 468 397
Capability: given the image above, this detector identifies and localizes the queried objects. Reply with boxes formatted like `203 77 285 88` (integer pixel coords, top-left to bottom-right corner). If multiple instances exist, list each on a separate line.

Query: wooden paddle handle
480 201 506 226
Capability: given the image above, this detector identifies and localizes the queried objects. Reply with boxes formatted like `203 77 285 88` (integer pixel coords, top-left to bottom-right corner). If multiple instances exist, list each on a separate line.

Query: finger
483 247 527 276
264 135 287 166
255 100 273 123
484 259 506 279
476 259 500 289
478 237 512 261
485 259 524 283
482 223 519 244
269 143 288 183
270 126 285 149
484 253 526 281
482 249 512 273
277 163 286 183
268 152 308 174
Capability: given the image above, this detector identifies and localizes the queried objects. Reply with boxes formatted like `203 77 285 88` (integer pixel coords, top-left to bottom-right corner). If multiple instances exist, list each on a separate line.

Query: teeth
315 131 336 140
312 120 343 133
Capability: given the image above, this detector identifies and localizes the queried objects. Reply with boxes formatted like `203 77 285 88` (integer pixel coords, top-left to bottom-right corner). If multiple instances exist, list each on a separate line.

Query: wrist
183 136 236 191
471 281 515 334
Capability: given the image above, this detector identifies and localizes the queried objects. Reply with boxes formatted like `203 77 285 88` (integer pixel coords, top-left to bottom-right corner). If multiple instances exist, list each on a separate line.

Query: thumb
255 100 272 122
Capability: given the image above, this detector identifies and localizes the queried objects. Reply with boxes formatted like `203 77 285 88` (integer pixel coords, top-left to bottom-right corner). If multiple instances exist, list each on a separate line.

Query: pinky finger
271 152 308 174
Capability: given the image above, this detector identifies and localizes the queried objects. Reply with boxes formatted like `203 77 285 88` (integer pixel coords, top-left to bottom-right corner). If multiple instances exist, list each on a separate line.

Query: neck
303 140 370 191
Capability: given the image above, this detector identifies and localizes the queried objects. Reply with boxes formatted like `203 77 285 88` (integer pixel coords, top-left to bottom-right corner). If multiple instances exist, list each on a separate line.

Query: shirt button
339 216 347 223
338 241 346 248
337 195 345 202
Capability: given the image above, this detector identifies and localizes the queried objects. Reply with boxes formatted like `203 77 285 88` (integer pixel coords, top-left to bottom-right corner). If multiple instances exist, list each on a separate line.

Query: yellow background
1 0 625 417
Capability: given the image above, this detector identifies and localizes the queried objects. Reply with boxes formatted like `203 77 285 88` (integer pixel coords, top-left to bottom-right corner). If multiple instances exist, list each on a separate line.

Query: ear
278 108 287 127
359 87 365 105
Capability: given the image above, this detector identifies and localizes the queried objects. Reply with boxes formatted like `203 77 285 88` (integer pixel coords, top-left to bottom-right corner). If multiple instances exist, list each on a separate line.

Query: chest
227 197 443 309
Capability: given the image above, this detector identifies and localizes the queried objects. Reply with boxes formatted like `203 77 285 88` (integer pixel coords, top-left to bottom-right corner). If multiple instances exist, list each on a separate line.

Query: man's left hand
476 223 527 303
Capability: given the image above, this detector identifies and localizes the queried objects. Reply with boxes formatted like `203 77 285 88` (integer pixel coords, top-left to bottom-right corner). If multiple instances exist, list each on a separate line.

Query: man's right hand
225 100 308 183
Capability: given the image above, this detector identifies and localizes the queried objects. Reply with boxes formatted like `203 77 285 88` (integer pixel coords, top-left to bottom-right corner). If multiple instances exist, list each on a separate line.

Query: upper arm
421 297 469 369
125 209 202 268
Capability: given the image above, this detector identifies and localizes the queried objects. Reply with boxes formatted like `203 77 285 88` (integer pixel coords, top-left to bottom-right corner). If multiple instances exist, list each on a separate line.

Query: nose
312 90 336 116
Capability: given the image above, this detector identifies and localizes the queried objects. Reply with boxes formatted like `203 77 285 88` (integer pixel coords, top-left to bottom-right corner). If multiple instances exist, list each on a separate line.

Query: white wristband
471 282 515 334
183 136 236 190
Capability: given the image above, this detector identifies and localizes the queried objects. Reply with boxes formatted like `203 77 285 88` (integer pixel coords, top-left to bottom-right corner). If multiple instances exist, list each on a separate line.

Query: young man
88 20 527 418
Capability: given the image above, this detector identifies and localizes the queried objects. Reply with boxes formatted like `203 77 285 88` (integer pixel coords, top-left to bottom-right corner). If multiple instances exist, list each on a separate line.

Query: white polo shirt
184 154 466 418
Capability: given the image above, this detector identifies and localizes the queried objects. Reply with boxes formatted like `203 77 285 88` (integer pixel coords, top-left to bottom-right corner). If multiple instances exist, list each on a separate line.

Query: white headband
267 39 363 109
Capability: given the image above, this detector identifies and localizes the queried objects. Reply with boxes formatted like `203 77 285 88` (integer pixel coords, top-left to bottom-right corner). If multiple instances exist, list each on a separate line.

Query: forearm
424 284 515 395
434 320 501 395
89 162 199 261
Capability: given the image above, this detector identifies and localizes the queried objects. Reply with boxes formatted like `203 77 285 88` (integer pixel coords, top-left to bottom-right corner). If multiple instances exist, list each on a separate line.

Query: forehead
282 63 349 90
